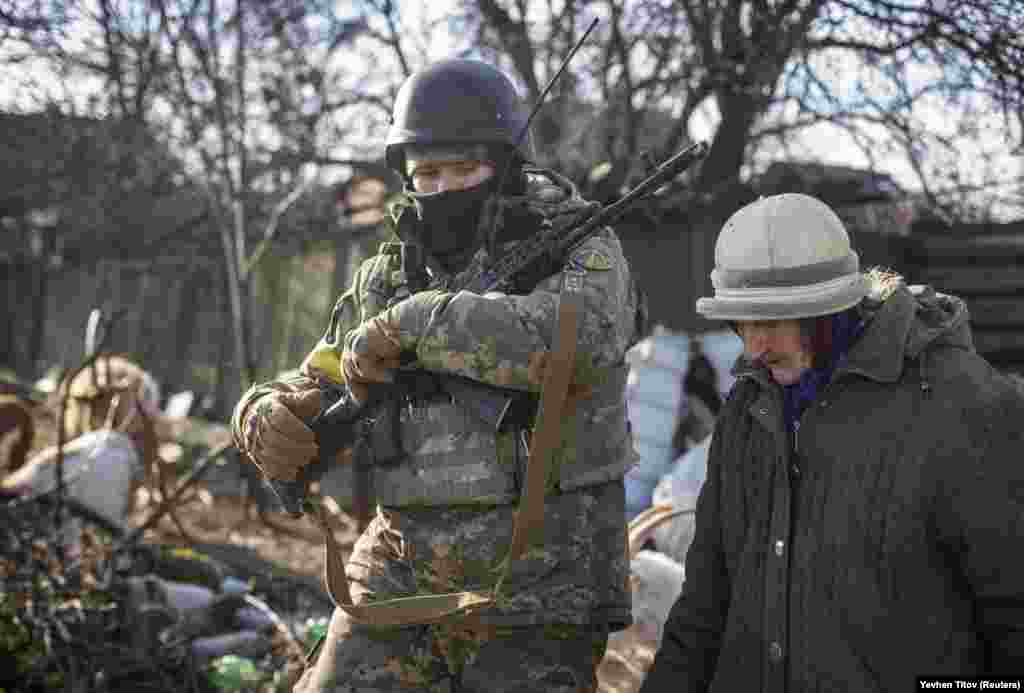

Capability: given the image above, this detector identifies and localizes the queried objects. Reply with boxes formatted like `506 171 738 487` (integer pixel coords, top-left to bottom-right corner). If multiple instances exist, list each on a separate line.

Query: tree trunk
694 91 761 195
214 269 234 422
218 218 252 407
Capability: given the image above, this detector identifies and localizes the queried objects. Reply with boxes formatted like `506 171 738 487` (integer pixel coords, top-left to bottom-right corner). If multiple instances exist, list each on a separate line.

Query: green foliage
0 592 44 678
207 655 268 691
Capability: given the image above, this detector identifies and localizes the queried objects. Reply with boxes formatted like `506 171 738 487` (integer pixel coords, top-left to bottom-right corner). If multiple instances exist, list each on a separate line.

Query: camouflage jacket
233 168 637 627
292 167 639 507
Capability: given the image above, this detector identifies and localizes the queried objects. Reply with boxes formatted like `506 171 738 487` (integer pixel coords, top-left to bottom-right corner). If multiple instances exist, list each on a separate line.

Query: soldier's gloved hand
240 388 321 481
528 351 594 413
342 315 403 404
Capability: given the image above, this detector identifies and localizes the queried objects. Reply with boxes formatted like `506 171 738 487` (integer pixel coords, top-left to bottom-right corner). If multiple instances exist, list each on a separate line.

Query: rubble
0 358 330 693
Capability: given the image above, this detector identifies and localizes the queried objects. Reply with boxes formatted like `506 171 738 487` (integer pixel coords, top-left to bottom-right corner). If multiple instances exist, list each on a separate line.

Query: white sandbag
629 549 685 643
5 429 142 532
651 436 711 563
697 330 744 398
624 326 690 518
164 390 195 418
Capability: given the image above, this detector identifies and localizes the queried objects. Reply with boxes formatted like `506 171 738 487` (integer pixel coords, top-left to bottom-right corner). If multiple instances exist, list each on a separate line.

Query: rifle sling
315 271 583 628
506 270 582 561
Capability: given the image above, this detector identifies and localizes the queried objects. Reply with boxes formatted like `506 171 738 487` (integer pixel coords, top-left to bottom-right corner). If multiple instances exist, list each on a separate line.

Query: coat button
769 641 784 662
759 407 768 415
774 539 785 557
819 399 830 409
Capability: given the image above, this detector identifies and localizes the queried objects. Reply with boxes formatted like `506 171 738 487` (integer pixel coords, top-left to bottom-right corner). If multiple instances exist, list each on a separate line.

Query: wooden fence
903 221 1024 372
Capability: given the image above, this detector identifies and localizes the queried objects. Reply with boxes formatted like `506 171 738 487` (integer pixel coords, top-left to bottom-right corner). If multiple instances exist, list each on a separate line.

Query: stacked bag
622 327 743 641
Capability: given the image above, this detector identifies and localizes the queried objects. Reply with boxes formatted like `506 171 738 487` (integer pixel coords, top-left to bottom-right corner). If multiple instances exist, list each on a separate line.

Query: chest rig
361 233 538 487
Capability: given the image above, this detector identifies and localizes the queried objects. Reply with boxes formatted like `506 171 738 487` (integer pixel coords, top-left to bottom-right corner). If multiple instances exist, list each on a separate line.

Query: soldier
231 58 642 692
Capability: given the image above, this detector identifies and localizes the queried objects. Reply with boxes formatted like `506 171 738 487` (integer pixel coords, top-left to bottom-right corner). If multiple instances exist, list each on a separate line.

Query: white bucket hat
696 193 870 321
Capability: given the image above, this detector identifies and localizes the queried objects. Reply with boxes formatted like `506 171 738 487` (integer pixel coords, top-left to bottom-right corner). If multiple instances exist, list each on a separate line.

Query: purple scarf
782 308 864 434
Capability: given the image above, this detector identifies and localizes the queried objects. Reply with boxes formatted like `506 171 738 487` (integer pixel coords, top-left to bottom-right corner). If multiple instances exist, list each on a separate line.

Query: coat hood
839 271 975 384
901 285 972 358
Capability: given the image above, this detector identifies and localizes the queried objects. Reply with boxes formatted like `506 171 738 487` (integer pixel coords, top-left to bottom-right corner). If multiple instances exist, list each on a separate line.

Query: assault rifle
266 140 709 518
461 140 708 293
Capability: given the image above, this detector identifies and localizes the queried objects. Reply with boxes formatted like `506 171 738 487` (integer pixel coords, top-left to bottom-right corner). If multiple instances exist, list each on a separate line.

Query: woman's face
734 319 814 385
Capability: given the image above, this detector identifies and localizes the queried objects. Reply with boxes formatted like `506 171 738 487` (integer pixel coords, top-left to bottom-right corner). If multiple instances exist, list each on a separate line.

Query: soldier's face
406 157 495 193
734 319 814 385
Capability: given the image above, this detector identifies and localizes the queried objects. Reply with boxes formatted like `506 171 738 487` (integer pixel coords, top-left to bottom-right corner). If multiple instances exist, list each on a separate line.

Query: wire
486 18 600 243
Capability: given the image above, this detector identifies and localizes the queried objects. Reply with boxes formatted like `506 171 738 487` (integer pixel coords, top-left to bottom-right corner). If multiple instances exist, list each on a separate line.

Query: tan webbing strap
506 270 583 561
315 502 494 627
314 269 584 627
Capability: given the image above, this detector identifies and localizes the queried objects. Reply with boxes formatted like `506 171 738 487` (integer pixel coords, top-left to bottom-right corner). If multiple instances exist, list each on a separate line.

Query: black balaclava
405 177 496 273
402 149 531 274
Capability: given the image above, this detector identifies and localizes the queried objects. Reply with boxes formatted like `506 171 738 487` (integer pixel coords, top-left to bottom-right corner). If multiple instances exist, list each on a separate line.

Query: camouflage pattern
233 168 637 690
294 610 608 693
296 169 638 506
293 494 624 692
340 483 631 628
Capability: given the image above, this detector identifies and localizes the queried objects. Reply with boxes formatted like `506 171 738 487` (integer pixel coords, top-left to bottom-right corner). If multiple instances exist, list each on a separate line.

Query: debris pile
0 463 331 692
0 355 335 693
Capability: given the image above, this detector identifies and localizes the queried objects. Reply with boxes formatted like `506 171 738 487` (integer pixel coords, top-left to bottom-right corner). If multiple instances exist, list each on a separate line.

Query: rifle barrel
583 140 709 234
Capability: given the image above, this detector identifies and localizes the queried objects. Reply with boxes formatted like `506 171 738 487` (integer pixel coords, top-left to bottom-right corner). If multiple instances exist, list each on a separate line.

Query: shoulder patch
570 248 613 272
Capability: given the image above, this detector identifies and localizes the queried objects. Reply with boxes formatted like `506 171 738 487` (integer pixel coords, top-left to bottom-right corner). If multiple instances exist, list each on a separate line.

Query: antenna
487 17 600 245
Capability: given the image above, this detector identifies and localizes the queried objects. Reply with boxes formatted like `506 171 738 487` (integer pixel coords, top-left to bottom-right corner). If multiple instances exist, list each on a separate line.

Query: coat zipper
791 420 801 480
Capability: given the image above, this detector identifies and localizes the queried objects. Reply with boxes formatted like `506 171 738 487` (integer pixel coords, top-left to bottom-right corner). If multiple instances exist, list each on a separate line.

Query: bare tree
148 0 375 395
451 0 1021 220
1 0 371 395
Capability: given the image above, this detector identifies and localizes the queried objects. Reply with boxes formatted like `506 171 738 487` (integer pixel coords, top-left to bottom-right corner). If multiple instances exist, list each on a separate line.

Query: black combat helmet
385 59 533 176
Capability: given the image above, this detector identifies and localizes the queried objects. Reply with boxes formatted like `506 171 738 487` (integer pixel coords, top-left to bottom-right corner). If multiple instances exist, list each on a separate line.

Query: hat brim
696 274 869 321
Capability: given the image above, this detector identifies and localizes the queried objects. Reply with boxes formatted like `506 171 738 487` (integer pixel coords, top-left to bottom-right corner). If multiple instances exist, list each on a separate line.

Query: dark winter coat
640 280 1024 693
